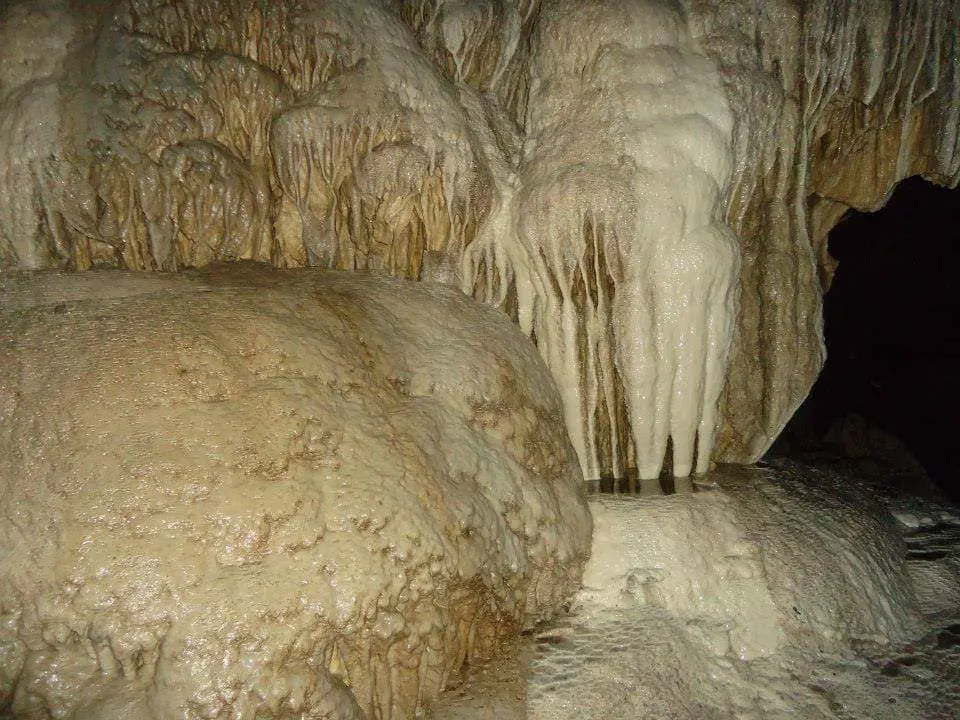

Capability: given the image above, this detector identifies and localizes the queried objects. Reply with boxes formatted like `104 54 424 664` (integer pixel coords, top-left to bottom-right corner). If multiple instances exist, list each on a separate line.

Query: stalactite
398 0 542 125
466 0 739 485
3 0 959 478
691 0 960 463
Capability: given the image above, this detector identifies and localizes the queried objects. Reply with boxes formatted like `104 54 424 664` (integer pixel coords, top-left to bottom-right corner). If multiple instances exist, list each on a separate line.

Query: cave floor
431 460 960 719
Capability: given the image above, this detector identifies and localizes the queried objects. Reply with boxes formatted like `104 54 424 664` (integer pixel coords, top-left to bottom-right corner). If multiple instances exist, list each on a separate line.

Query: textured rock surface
694 0 960 462
528 464 952 719
466 0 739 485
1 0 958 482
578 469 921 659
428 460 960 719
0 265 592 719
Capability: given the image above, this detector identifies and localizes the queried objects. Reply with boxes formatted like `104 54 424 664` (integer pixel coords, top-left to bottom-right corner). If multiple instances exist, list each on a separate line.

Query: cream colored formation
495 0 737 483
533 468 945 719
697 0 960 461
2 2 960 719
2 0 959 481
0 267 592 718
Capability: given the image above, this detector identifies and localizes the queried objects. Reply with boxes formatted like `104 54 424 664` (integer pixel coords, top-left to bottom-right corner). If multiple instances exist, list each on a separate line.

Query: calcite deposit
532 465 938 719
0 266 592 719
695 0 960 462
466 0 739 486
1 0 958 482
579 473 920 660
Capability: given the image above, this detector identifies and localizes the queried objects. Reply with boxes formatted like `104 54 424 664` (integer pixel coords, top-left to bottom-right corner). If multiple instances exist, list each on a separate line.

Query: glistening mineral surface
0 265 592 719
2 0 959 484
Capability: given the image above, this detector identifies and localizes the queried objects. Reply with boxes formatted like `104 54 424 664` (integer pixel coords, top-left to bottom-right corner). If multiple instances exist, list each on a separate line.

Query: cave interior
774 176 960 502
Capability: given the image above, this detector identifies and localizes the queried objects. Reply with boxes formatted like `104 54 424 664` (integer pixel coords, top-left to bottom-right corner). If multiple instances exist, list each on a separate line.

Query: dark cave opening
770 176 960 501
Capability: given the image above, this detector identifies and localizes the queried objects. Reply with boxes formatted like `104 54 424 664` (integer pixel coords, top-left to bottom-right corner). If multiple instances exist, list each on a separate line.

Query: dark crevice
769 176 960 501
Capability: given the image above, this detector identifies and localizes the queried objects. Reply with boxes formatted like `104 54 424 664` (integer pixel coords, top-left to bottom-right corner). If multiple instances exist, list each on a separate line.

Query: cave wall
696 0 960 463
1 0 958 481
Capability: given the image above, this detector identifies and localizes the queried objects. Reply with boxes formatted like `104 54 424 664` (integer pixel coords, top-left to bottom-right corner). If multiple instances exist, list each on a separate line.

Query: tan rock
1 0 958 483
0 265 591 719
697 0 960 463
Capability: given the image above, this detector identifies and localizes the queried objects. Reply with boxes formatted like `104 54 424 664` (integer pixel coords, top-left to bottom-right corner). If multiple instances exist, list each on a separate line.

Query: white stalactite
467 0 739 484
3 0 958 484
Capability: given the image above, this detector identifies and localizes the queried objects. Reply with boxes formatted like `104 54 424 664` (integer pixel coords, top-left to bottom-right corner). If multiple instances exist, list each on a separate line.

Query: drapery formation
2 0 958 482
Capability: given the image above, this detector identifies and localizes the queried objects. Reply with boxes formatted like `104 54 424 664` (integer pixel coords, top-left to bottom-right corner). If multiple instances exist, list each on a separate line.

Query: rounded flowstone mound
579 467 920 660
531 464 928 719
0 265 592 719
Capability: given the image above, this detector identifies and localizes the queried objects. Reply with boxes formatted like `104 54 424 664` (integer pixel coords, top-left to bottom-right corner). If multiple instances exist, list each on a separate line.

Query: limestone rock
0 265 592 719
531 464 945 719
579 472 920 661
1 0 959 484
693 0 960 462
466 0 739 485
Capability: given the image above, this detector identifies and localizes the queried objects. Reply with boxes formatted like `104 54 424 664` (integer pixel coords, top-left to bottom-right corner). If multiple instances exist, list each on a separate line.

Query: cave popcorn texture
0 267 592 719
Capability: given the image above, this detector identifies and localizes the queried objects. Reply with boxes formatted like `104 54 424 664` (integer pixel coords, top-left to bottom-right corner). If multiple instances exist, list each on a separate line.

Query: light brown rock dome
0 264 592 719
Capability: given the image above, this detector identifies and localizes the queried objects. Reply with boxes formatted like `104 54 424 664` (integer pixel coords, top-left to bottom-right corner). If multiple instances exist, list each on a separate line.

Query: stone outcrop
694 0 960 462
0 265 592 719
0 0 957 482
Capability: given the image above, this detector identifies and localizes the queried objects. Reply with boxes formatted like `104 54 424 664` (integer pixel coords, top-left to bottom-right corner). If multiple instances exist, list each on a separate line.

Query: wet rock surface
4 0 958 484
0 265 592 719
519 460 960 719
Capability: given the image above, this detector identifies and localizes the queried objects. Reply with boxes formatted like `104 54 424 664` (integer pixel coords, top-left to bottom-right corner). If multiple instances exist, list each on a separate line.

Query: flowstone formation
1 0 959 481
465 0 739 485
0 266 592 719
531 466 938 719
694 0 960 462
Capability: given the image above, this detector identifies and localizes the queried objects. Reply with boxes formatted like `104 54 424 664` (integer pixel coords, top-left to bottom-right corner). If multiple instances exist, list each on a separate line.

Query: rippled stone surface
0 265 591 719
524 461 960 719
